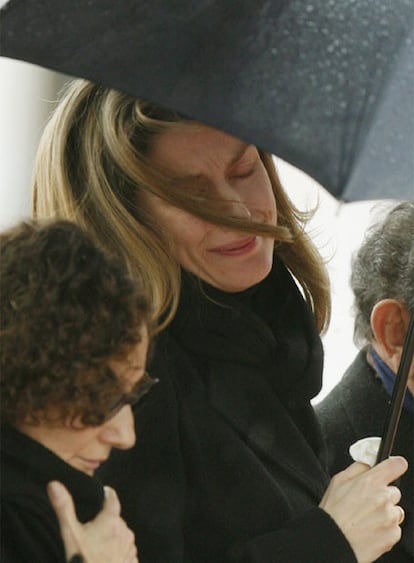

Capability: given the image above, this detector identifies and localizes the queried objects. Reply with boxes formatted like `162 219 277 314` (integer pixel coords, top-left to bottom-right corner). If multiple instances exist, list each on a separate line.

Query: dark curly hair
0 219 152 426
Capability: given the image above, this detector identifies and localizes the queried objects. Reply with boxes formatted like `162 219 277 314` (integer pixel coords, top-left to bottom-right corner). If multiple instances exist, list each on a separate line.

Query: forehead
150 124 250 176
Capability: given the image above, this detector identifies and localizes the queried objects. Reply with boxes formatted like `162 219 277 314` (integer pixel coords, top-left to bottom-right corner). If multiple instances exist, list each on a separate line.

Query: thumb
100 486 121 517
47 481 81 558
369 456 408 484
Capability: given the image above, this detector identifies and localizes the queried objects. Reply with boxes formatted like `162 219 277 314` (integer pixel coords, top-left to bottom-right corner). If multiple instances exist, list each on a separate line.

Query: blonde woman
33 80 408 563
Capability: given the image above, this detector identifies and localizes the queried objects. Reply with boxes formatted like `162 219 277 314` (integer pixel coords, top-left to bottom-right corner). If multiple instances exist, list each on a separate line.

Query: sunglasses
104 371 159 421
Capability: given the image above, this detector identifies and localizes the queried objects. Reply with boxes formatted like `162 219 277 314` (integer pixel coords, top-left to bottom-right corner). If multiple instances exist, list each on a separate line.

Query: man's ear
370 299 410 374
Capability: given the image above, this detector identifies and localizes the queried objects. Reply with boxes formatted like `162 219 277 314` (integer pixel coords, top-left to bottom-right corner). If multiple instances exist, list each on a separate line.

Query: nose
215 182 251 219
100 405 136 450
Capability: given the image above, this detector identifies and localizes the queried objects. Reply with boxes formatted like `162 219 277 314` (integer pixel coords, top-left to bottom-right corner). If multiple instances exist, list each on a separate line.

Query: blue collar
370 346 414 417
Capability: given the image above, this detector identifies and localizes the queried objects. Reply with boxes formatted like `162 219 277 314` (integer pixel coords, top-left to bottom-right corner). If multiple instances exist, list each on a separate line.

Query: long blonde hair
33 79 330 333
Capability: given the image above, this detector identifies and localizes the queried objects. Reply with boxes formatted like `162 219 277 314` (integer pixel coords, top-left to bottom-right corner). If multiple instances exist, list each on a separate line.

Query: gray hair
351 201 414 347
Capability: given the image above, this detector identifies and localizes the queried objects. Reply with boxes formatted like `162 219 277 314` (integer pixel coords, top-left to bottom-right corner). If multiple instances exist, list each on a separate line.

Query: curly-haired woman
0 219 157 563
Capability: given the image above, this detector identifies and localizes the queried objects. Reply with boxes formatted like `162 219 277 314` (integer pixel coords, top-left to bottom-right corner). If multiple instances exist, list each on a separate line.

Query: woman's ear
370 299 410 374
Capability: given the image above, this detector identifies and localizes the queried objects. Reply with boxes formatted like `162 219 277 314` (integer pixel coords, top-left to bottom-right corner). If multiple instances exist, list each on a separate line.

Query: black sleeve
225 507 357 563
1 497 66 563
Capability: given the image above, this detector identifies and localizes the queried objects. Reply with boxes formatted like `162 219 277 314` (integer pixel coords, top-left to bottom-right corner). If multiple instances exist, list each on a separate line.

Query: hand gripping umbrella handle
376 313 414 463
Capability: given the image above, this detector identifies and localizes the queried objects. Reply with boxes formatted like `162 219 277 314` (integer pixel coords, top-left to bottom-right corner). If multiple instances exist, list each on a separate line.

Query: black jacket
0 425 104 563
316 349 414 562
100 261 356 562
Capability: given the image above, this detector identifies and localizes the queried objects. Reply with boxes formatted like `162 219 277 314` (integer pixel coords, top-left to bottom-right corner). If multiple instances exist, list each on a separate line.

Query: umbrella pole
376 313 414 463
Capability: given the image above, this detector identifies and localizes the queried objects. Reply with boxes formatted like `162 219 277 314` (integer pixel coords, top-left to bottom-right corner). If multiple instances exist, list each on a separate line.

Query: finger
396 506 405 526
336 461 371 481
102 486 121 516
125 542 139 563
127 547 139 563
47 481 80 557
367 456 408 484
387 485 402 505
47 481 79 528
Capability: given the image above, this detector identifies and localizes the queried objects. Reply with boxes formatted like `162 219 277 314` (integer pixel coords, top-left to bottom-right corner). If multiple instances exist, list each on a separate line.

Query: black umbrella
1 0 413 201
1 0 413 460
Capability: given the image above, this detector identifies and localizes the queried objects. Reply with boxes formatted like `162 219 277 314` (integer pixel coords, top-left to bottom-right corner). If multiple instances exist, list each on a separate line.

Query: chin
247 257 273 285
226 262 273 292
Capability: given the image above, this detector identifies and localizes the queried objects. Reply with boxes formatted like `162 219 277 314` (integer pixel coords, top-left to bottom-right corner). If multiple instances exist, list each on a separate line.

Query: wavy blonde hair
33 79 330 333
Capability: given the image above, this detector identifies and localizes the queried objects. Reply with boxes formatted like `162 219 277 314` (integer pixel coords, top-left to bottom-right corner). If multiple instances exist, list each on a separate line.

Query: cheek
264 180 277 213
249 169 276 218
164 211 208 257
65 427 101 456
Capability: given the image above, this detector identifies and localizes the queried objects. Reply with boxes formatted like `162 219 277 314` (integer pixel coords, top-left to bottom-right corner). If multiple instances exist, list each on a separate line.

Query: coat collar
1 424 104 522
170 258 328 499
172 258 323 401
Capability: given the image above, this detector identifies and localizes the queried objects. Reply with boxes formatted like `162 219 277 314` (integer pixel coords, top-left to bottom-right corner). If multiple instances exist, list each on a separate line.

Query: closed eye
228 145 259 180
229 160 257 180
233 165 255 179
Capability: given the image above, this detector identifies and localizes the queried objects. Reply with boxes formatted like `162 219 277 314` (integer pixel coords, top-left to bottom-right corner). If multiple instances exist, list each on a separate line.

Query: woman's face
145 125 277 292
17 327 149 476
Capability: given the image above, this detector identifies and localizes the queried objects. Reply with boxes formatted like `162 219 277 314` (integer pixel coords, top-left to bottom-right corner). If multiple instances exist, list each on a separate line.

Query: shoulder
1 489 64 563
315 348 380 420
314 348 392 474
151 329 191 378
150 329 206 400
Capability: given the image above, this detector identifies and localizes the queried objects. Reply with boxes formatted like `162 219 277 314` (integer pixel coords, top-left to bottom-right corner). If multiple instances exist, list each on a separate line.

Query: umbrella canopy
1 0 413 201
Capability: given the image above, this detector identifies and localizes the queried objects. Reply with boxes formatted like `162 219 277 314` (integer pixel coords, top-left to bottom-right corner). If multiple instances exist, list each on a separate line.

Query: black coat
100 261 356 563
316 349 414 562
0 425 105 563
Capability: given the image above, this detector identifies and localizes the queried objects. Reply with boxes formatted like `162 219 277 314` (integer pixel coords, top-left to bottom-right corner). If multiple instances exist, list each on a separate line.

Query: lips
208 236 257 255
78 457 107 471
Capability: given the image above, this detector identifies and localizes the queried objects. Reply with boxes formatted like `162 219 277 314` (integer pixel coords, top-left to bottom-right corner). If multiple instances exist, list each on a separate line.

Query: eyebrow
172 142 253 182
